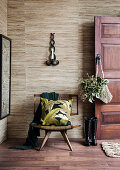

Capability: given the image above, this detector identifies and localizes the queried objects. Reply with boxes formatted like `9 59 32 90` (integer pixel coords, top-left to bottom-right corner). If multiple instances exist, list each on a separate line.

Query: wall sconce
46 33 59 66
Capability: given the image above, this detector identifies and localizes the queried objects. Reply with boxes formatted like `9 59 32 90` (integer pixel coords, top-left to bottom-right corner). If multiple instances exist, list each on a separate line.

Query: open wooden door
95 16 120 139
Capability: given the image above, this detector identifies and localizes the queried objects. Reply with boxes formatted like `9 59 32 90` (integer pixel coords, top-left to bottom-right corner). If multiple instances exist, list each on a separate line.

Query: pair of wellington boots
84 117 98 146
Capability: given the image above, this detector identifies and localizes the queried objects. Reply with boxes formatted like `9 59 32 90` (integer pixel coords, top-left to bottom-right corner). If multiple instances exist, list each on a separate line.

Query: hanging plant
80 74 109 103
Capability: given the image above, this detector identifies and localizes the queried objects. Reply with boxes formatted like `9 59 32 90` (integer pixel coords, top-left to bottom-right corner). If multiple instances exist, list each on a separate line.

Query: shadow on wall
9 92 82 139
8 97 39 139
79 22 95 119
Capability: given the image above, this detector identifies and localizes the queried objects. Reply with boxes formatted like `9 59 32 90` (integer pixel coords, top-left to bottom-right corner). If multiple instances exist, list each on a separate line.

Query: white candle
51 48 54 59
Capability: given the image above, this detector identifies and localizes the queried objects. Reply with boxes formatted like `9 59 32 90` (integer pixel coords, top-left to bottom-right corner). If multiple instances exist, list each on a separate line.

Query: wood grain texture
0 0 7 144
95 16 120 139
7 0 120 139
0 138 120 169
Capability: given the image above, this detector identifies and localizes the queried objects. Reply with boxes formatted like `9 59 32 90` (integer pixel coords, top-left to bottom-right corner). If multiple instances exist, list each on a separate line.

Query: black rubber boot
91 117 98 146
84 117 91 146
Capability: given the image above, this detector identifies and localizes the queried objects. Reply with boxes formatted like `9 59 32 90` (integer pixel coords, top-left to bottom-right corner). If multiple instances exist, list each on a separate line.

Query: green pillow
41 98 72 126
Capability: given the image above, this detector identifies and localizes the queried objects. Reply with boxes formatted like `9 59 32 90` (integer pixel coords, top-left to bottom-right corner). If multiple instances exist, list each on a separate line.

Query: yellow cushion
41 98 73 126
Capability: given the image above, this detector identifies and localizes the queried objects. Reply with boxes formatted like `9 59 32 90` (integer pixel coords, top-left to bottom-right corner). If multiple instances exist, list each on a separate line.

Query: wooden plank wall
0 0 7 143
7 0 120 138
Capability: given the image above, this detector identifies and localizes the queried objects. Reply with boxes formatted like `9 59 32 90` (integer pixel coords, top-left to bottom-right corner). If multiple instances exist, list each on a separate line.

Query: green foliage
80 74 109 103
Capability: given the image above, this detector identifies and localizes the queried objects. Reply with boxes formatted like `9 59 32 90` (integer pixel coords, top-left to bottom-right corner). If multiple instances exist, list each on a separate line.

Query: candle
51 47 54 59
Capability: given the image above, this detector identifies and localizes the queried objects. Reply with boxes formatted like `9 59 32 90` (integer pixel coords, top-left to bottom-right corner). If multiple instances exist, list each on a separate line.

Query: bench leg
61 131 73 151
39 131 51 151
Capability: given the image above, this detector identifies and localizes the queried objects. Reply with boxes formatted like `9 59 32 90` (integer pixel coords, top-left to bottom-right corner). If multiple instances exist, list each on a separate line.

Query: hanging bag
96 55 113 104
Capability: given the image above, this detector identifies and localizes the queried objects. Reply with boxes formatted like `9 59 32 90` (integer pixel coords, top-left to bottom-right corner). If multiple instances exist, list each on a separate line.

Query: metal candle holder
46 33 59 66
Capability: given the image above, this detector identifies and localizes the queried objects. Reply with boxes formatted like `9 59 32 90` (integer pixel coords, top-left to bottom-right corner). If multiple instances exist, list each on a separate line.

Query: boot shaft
84 117 98 146
91 117 98 146
91 117 97 133
84 117 91 134
84 117 97 133
84 117 91 146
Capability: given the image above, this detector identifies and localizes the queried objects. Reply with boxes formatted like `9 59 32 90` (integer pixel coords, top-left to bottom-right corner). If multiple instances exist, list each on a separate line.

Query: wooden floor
0 138 120 170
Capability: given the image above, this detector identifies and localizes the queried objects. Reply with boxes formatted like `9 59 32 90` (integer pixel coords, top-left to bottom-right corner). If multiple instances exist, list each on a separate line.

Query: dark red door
95 16 120 139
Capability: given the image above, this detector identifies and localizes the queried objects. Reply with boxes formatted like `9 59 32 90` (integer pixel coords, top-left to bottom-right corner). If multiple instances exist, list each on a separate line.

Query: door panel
104 71 120 79
102 44 120 70
101 112 120 124
101 125 120 139
95 16 120 139
108 81 120 103
101 24 120 38
101 104 120 112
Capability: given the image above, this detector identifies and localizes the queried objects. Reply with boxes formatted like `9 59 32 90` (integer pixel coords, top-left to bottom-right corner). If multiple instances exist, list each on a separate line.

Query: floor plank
0 138 120 170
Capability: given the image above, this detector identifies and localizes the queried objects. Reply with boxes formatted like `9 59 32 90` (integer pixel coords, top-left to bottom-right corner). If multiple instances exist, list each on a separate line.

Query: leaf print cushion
40 98 72 126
